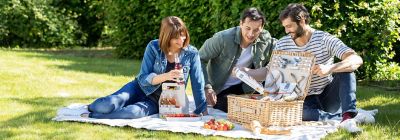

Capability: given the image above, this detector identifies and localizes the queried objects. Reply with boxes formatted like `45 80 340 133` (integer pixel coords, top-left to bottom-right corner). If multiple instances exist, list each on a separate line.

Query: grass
0 48 399 140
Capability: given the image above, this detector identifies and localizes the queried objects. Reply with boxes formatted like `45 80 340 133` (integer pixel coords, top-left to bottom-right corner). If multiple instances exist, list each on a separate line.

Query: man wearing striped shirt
276 3 366 132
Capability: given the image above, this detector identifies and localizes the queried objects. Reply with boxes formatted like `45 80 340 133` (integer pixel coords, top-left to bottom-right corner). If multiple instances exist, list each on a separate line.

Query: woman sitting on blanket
82 16 208 119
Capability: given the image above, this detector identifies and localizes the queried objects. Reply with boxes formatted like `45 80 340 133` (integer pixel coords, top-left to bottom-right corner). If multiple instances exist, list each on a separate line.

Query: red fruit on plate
203 123 210 129
212 125 218 130
223 125 228 131
217 125 224 131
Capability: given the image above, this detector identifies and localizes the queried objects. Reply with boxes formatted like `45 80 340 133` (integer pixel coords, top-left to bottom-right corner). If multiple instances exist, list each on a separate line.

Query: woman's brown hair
159 16 190 54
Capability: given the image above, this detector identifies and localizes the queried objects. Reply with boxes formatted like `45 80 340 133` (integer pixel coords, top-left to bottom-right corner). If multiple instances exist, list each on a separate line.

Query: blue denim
136 39 207 114
88 80 158 119
88 39 207 118
302 72 358 121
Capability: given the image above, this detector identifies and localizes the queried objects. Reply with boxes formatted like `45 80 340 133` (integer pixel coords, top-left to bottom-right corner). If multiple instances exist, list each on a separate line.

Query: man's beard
291 25 305 40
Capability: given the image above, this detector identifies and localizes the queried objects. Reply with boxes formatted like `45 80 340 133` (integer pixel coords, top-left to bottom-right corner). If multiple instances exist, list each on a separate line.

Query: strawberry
223 125 228 131
210 119 215 123
203 123 210 129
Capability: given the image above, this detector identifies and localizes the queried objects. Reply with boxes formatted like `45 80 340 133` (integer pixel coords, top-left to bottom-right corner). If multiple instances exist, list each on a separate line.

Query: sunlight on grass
358 95 400 108
0 49 229 140
1 49 399 139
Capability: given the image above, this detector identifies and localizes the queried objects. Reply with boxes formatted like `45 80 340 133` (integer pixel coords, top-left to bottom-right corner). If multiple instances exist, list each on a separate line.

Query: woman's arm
136 41 158 87
151 69 181 85
189 51 208 115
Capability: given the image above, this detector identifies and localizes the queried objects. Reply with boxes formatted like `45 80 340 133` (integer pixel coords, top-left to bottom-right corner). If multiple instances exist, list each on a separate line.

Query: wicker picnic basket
227 50 315 127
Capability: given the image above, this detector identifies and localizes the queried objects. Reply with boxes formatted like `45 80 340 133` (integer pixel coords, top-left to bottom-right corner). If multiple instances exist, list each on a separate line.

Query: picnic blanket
52 97 346 140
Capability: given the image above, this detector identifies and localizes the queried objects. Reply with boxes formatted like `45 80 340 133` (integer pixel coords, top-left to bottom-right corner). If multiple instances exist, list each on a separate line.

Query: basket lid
266 50 316 100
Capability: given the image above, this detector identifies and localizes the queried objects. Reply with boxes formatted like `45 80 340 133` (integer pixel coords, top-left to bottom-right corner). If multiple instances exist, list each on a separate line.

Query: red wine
174 54 184 85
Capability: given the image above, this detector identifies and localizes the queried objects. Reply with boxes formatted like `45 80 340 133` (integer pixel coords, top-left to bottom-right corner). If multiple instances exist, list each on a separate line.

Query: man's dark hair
240 7 266 26
279 3 310 24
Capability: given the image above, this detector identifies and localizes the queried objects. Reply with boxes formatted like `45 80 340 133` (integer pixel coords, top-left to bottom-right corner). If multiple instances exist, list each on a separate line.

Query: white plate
165 116 202 122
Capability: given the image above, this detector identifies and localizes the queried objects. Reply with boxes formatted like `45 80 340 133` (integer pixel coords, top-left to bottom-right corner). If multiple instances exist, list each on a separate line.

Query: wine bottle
174 53 184 85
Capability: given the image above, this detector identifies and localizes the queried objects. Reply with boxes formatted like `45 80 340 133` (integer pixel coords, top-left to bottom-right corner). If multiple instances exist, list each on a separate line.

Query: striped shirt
274 30 353 95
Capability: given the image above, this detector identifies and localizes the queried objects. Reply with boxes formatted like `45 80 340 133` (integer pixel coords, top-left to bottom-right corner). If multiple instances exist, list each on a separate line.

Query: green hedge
0 0 104 47
0 0 399 80
104 0 399 79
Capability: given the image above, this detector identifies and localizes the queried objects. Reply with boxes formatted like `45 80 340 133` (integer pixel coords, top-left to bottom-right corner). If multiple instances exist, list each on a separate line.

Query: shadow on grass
10 96 95 108
14 49 141 77
0 96 96 139
359 80 400 91
1 96 229 139
356 85 400 129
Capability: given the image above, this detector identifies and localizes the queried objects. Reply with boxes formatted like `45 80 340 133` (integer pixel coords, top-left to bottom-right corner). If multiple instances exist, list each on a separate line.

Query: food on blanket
251 120 262 135
203 119 234 131
261 127 291 135
244 121 291 135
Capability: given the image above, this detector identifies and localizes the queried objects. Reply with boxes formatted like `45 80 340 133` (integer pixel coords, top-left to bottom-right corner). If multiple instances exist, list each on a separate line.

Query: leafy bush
0 0 81 47
0 0 104 47
104 0 399 80
372 62 400 80
102 0 159 58
303 0 400 79
52 0 106 47
1 0 399 80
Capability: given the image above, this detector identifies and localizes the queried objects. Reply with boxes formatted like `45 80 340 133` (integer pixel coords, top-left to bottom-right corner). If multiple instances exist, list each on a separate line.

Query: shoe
80 113 90 118
358 109 378 116
354 112 375 124
57 104 89 116
339 119 362 133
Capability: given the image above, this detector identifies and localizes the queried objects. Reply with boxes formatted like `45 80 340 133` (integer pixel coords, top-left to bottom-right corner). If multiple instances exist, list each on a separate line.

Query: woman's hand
151 69 183 85
162 69 183 82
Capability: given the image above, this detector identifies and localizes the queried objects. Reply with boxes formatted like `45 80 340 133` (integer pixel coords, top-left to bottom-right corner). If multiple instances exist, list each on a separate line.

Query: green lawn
0 49 399 140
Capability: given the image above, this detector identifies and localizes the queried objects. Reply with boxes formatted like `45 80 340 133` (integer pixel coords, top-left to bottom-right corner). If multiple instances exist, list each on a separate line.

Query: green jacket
199 26 276 94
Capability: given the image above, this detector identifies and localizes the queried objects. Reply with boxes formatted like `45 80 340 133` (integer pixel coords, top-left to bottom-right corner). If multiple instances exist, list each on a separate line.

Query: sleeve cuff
144 73 157 86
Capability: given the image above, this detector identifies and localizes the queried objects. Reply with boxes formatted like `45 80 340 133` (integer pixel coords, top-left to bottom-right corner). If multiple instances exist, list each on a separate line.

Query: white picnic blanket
52 97 347 140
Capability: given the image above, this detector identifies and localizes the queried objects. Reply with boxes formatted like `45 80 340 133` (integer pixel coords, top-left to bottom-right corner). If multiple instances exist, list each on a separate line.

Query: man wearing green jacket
199 7 276 112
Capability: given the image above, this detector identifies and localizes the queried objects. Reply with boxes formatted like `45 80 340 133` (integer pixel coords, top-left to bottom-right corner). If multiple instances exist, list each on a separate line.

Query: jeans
303 72 358 121
213 83 245 113
88 80 158 119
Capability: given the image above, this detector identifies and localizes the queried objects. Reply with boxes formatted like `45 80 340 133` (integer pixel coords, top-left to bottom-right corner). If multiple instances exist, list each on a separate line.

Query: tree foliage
0 0 104 47
0 0 399 80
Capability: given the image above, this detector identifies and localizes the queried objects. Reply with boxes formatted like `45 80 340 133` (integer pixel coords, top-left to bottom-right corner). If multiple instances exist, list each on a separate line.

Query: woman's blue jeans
88 80 158 119
302 72 358 121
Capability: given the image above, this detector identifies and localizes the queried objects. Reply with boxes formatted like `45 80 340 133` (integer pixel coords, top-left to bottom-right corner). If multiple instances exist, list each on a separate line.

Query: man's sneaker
358 109 378 116
354 111 375 124
339 118 362 133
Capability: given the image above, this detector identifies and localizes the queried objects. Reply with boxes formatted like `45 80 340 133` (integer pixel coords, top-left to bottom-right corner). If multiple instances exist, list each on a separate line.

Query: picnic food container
228 51 315 127
159 83 189 117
